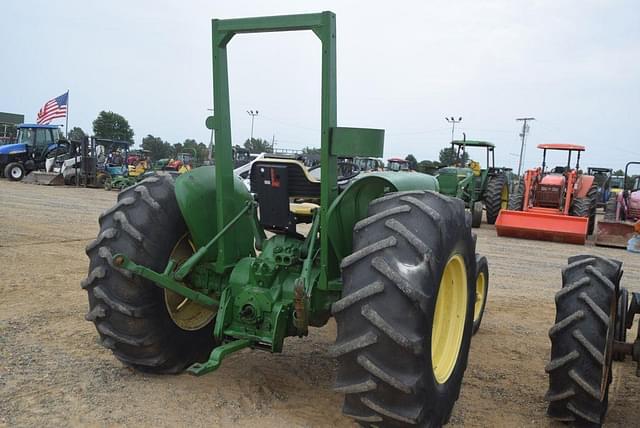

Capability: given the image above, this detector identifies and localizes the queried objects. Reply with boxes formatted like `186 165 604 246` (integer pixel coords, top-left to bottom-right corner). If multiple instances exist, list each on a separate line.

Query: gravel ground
1 178 639 427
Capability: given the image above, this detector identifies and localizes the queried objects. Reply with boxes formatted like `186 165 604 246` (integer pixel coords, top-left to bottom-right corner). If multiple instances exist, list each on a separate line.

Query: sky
1 0 639 171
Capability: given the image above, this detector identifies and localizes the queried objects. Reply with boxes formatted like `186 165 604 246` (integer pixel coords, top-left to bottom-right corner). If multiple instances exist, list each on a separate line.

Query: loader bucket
22 172 64 186
595 220 635 248
495 209 588 245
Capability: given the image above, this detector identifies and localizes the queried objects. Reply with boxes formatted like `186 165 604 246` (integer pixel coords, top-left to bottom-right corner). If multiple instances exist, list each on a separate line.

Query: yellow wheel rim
432 254 468 384
474 271 486 322
500 184 509 210
164 234 216 331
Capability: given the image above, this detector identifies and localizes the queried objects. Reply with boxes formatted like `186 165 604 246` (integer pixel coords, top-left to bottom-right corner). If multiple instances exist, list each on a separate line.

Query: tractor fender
326 172 439 263
575 175 595 198
174 166 255 262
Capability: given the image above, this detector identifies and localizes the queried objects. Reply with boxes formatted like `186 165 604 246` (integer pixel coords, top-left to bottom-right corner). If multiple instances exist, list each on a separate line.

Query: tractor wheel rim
473 271 486 322
432 254 468 384
11 167 21 178
164 234 216 331
501 184 509 209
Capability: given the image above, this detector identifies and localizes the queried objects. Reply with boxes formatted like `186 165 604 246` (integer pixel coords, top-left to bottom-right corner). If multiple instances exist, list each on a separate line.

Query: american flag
36 92 68 124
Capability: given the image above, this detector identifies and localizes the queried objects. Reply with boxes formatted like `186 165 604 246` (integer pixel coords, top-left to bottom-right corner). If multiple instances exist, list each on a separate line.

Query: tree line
71 111 472 168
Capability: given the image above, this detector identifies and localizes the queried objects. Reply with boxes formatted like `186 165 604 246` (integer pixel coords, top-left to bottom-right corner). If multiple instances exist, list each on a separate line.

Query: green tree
416 160 441 175
439 146 468 166
68 126 86 141
244 137 273 153
302 146 320 155
612 169 624 176
92 111 134 142
142 134 172 160
405 154 418 170
180 138 209 163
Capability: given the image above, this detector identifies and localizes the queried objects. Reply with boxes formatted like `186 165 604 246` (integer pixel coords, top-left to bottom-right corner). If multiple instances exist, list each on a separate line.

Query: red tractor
496 144 596 244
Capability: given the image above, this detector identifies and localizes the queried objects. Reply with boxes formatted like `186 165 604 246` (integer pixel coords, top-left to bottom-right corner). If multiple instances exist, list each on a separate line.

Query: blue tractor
0 123 68 181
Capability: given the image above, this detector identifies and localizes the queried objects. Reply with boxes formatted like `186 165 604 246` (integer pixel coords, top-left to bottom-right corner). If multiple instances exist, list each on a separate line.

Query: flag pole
65 90 69 138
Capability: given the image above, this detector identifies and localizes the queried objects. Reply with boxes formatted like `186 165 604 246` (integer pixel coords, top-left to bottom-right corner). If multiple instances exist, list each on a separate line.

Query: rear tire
484 174 508 224
472 255 489 335
83 174 216 373
545 255 622 426
334 190 476 427
4 162 25 181
508 184 524 211
471 200 483 228
571 186 597 235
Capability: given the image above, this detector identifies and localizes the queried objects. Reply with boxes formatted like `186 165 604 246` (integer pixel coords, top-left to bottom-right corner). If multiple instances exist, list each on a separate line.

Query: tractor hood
0 143 26 155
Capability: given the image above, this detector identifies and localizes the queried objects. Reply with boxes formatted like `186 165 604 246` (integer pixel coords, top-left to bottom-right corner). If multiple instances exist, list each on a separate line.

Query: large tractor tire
603 194 617 221
333 190 476 427
82 174 216 373
545 255 622 426
571 185 598 235
484 174 509 224
4 162 25 181
471 200 483 228
508 184 524 211
472 255 489 335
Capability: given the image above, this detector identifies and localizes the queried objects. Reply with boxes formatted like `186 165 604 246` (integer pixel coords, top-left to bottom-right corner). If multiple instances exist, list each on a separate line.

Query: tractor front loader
546 255 640 426
495 144 597 245
83 12 487 427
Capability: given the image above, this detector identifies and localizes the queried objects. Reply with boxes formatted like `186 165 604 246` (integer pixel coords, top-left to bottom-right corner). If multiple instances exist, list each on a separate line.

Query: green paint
114 11 444 373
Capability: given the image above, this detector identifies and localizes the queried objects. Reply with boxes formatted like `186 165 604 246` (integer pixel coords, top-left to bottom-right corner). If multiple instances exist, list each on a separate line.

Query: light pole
247 110 259 143
515 117 535 185
445 116 462 142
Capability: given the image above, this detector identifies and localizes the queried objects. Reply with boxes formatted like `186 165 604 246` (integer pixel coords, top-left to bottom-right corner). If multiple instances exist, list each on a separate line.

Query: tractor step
495 209 588 245
595 220 636 248
22 171 64 185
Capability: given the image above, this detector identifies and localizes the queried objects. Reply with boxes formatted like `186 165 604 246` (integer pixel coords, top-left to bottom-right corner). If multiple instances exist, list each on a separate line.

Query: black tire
603 194 617 222
333 190 476 427
545 255 622 426
484 174 508 224
82 174 216 373
570 186 597 235
472 255 489 336
471 200 483 228
613 288 628 362
4 162 25 181
508 184 524 211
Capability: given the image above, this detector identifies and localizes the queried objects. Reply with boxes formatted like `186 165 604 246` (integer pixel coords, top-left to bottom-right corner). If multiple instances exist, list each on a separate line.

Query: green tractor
436 139 512 227
83 12 488 427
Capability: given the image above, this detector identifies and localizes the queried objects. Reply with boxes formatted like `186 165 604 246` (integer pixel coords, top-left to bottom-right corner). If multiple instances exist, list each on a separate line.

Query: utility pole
247 110 259 143
515 117 535 185
445 116 463 142
271 134 276 153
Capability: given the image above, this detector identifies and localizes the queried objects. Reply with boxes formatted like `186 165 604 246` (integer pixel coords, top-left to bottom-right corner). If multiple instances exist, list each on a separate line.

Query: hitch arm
112 254 219 308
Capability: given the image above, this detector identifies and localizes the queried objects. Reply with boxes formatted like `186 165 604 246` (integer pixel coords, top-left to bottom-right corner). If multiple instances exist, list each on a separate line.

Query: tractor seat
250 159 321 199
469 160 481 176
249 159 321 234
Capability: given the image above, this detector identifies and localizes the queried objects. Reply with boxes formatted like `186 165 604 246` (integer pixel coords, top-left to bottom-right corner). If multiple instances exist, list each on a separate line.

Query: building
0 112 25 144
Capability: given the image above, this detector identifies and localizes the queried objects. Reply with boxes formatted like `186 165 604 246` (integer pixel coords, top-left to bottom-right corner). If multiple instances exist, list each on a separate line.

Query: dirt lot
1 179 639 427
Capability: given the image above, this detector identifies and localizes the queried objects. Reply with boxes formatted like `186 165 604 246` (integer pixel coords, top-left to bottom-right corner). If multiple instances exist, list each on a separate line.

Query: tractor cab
587 167 613 207
386 157 410 171
435 139 512 227
0 124 68 180
536 144 587 208
233 146 251 168
100 140 131 177
353 156 384 172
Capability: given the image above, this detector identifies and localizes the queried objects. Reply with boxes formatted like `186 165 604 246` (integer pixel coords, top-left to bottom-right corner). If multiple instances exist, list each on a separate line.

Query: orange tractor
495 144 596 245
